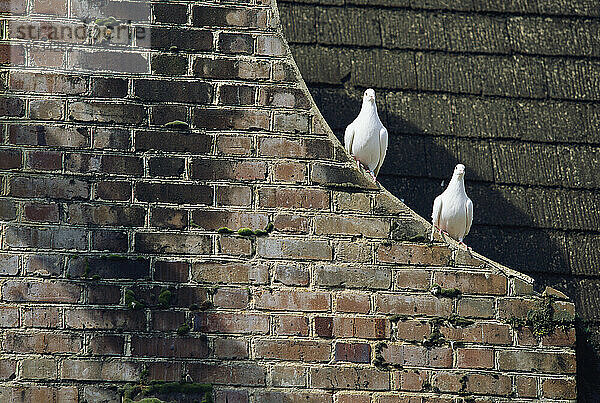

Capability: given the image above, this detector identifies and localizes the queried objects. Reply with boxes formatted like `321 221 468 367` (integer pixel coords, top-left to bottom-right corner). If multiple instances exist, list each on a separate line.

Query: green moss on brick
158 289 172 308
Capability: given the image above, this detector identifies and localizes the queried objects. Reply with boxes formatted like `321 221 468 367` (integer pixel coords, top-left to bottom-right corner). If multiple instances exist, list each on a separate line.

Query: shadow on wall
309 85 599 398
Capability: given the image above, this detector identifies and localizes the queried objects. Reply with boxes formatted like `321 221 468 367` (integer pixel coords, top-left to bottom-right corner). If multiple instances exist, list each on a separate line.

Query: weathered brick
27 150 62 171
65 309 145 330
29 47 64 67
395 320 431 342
274 113 310 133
95 180 132 200
192 159 267 180
132 336 209 358
193 57 270 80
148 157 185 178
0 44 25 65
336 292 370 313
216 185 252 207
5 226 88 250
0 200 17 221
62 360 141 381
315 216 389 238
310 367 389 390
192 210 268 231
29 99 63 120
259 87 311 109
219 85 256 105
442 323 511 345
2 280 81 303
255 289 330 312
542 378 576 399
137 130 211 154
89 335 124 355
273 214 310 234
274 315 309 336
0 307 19 327
151 208 188 230
383 344 452 368
69 101 146 124
333 317 389 339
147 27 212 51
315 265 391 289
69 50 148 73
456 348 494 369
155 261 189 282
273 162 306 183
91 229 128 252
153 3 187 23
151 54 188 76
395 269 431 290
217 135 254 156
21 359 57 379
192 261 267 284
272 365 305 387
255 391 332 403
434 271 508 295
259 187 329 209
10 72 86 94
91 77 128 98
94 128 130 150
215 389 249 403
274 264 309 286
0 360 16 381
458 297 495 318
435 372 511 395
3 331 82 353
22 307 61 328
376 293 453 316
498 350 576 374
135 79 213 103
255 339 330 362
311 163 378 190
257 238 332 260
516 376 538 398
65 153 143 176
335 342 371 363
25 254 62 276
214 288 249 308
0 386 78 402
219 33 254 54
195 312 269 334
214 338 248 359
88 285 121 304
150 311 186 332
193 6 265 28
9 125 89 147
193 109 270 130
218 236 252 256
188 363 266 386
67 204 145 226
378 244 452 266
68 256 149 279
136 183 212 205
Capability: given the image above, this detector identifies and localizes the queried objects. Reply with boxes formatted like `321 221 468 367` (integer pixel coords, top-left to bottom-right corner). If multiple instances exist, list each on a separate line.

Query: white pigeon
344 88 388 179
431 164 473 246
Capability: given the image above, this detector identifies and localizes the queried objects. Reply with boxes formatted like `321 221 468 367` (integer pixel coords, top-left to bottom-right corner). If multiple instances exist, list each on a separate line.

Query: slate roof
280 0 600 397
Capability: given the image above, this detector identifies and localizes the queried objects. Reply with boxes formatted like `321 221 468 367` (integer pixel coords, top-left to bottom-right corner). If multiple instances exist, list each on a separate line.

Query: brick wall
0 0 577 401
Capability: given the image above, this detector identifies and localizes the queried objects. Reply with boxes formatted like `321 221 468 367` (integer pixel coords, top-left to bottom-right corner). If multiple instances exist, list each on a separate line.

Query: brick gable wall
0 0 576 401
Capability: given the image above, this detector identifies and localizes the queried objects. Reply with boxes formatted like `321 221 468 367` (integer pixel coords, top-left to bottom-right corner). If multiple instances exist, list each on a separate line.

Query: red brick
315 216 389 238
377 244 452 266
0 386 78 402
146 362 184 382
435 372 511 395
335 241 371 262
188 363 266 386
337 393 371 403
218 236 252 256
433 271 507 295
315 316 333 338
151 207 188 229
273 162 306 183
516 376 538 398
335 192 371 212
62 360 141 381
395 269 431 290
272 365 305 387
383 344 452 368
135 182 212 205
29 99 63 120
498 350 576 374
0 306 19 327
2 280 81 303
27 150 62 171
96 181 131 201
259 187 329 209
333 317 390 339
542 327 576 347
259 87 310 109
255 339 330 362
255 289 330 312
274 315 309 336
192 109 269 131
192 210 268 231
67 204 145 227
0 360 16 380
131 336 209 358
335 342 371 363
336 292 370 313
25 254 62 276
192 261 267 284
193 6 265 28
458 297 495 318
216 135 254 156
151 311 186 332
135 233 212 255
89 335 124 355
310 367 389 390
395 320 431 342
3 331 82 353
257 238 332 260
216 185 252 207
456 348 494 369
274 264 309 286
215 389 249 403
0 149 22 170
88 285 121 304
497 298 535 320
376 293 453 316
24 203 59 222
0 44 25 65
22 307 61 328
441 323 511 345
214 338 248 359
255 391 332 402
65 309 145 330
214 288 249 308
195 312 269 334
316 265 391 289
395 369 430 392
10 72 86 94
273 214 310 234
155 261 189 282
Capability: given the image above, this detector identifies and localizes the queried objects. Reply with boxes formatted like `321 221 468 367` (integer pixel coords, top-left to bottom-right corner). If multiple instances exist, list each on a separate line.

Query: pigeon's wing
464 197 473 237
432 195 443 227
374 126 388 177
344 123 355 155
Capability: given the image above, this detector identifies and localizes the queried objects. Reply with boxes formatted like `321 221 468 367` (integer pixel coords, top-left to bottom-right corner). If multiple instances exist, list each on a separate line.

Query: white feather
344 89 388 177
431 164 473 242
